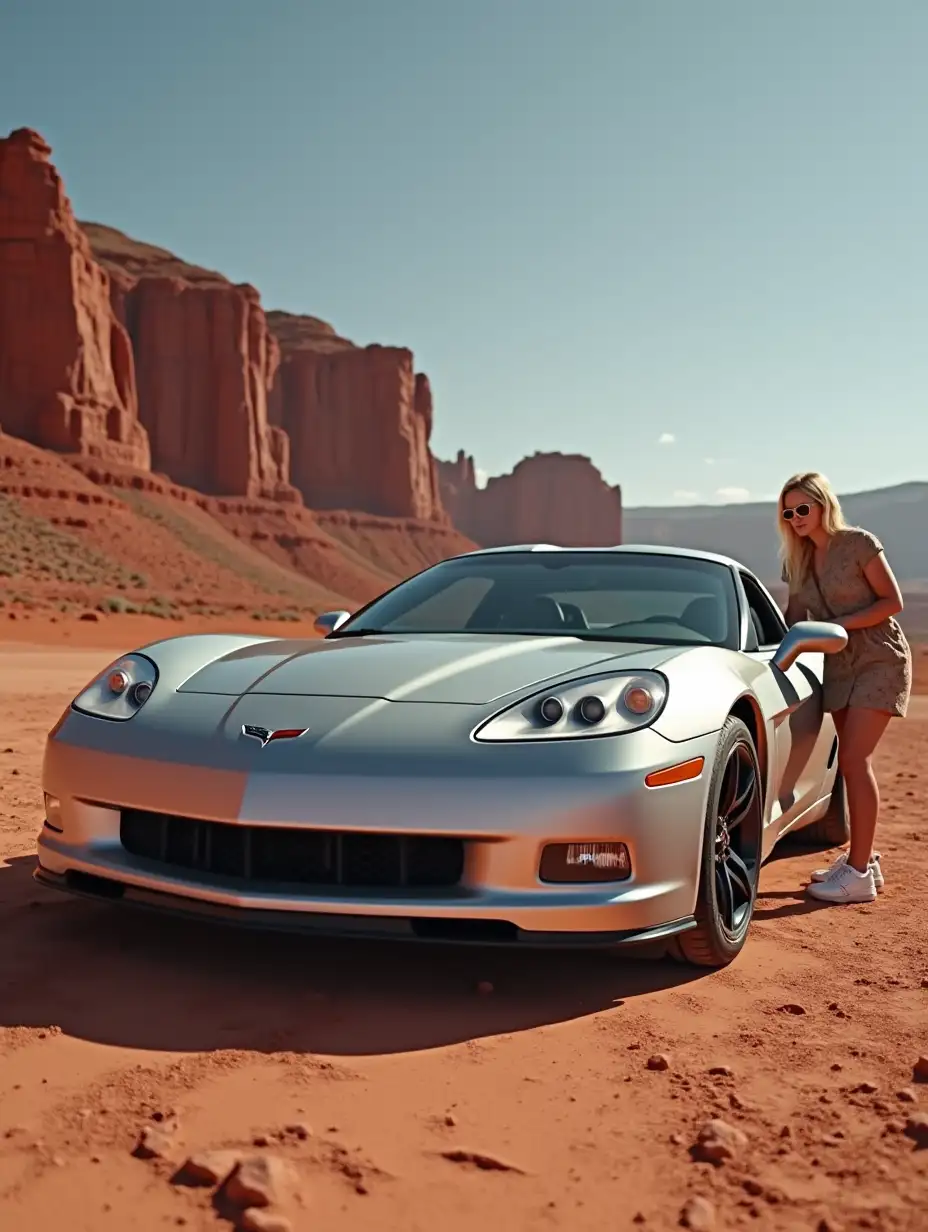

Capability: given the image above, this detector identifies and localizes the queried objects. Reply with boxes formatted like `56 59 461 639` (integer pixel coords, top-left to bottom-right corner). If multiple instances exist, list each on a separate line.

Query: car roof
452 542 746 571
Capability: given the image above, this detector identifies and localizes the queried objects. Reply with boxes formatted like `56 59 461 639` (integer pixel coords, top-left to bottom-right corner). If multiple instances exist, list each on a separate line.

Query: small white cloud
715 486 751 502
474 468 488 489
658 432 675 445
672 489 700 502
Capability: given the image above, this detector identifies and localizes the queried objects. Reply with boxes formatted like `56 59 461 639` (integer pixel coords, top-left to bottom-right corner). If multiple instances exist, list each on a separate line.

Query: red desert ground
1 127 926 1230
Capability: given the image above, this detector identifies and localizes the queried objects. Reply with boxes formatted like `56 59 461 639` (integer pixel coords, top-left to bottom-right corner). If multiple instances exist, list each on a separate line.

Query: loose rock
690 1119 748 1166
237 1211 293 1232
222 1155 296 1209
439 1148 526 1173
647 1054 671 1072
777 1003 806 1015
132 1124 176 1160
174 1150 242 1187
680 1196 715 1230
708 1065 734 1077
897 1088 917 1103
282 1123 311 1140
913 1056 928 1084
903 1113 928 1148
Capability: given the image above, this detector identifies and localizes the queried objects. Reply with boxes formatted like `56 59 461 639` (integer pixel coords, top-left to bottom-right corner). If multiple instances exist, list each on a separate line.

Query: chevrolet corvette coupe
35 544 850 968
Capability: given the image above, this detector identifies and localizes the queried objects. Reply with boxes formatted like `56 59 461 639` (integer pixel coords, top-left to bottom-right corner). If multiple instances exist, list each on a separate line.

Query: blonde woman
777 472 910 903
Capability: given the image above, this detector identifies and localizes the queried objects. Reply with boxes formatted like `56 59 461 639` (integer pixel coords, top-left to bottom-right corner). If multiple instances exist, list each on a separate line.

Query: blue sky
2 0 927 507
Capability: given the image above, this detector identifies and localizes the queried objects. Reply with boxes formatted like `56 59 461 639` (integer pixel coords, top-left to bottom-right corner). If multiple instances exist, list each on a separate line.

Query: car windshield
333 551 740 647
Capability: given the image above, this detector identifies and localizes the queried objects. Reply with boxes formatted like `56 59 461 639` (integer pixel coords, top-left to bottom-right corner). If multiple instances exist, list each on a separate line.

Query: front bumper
37 708 722 946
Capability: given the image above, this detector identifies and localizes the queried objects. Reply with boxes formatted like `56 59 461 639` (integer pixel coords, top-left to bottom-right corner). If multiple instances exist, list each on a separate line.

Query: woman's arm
835 551 904 631
783 593 805 627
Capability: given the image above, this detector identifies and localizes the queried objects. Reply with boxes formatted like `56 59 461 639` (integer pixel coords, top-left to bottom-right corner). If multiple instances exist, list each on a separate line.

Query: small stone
897 1088 917 1103
903 1113 928 1148
852 1081 878 1094
78 611 100 622
222 1155 295 1209
174 1150 242 1187
132 1124 176 1160
778 1124 792 1139
647 1054 671 1072
742 1179 764 1196
708 1065 734 1077
690 1119 748 1166
476 981 494 995
439 1147 525 1173
253 1135 273 1148
831 1062 842 1071
355 1181 368 1194
237 1211 293 1232
282 1123 311 1140
777 1003 806 1015
444 1113 457 1127
670 1133 684 1146
913 1056 928 1084
680 1195 715 1230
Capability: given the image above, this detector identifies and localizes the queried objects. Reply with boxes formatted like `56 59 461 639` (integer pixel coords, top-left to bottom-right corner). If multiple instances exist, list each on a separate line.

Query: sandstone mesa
0 126 622 549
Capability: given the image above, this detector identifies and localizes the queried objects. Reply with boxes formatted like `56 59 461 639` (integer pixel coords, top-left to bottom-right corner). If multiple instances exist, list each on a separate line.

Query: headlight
71 653 159 722
473 670 668 743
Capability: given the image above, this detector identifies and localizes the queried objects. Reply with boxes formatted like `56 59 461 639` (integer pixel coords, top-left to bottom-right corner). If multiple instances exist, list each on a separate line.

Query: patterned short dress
785 526 911 717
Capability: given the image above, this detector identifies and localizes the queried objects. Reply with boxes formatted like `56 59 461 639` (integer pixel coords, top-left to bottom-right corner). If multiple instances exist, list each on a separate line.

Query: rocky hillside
0 126 478 618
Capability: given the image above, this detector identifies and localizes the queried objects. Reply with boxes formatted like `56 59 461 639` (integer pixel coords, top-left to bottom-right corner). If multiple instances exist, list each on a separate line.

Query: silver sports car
36 544 850 969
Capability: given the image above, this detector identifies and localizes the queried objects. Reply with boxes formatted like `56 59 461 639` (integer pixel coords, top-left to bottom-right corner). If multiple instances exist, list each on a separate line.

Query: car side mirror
771 619 848 673
313 610 351 637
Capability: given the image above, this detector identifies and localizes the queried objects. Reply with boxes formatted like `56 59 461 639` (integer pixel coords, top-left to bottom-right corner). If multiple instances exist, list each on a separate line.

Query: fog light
44 793 63 833
539 841 631 883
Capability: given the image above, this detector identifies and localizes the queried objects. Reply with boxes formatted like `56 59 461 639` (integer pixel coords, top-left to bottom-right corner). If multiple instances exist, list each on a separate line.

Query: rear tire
785 771 850 849
671 716 764 969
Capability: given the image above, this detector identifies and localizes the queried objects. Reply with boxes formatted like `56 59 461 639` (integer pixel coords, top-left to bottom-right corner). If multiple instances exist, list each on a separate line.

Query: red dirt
0 631 926 1230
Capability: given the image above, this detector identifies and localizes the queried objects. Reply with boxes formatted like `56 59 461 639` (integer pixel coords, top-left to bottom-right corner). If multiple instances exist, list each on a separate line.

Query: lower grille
120 809 465 890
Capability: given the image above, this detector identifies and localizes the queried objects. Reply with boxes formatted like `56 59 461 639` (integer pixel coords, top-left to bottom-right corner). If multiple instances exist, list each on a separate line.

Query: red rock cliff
436 451 623 547
0 129 150 468
84 223 292 499
268 314 446 523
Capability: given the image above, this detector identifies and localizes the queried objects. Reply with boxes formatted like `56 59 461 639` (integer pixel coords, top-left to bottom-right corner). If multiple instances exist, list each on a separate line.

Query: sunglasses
781 503 815 521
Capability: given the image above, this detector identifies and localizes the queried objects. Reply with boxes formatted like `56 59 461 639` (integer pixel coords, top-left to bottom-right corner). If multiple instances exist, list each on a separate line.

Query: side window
740 574 786 648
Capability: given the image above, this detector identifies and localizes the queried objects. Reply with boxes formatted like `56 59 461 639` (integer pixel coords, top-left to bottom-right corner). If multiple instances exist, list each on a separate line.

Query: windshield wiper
328 627 385 638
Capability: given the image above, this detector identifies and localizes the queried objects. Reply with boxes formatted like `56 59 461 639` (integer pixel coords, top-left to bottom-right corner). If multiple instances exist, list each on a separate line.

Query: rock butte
436 449 623 547
0 126 623 547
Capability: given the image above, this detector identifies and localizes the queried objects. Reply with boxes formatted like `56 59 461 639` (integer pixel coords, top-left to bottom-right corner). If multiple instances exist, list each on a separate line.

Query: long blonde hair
777 471 847 589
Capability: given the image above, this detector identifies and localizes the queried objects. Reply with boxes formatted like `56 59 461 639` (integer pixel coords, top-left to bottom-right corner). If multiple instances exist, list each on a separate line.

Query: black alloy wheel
672 715 764 968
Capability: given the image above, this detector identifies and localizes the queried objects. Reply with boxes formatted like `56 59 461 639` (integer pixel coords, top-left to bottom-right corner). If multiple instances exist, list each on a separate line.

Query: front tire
671 716 764 969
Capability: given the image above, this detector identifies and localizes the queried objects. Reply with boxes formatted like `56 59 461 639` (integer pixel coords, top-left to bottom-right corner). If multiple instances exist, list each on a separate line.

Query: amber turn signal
644 756 705 788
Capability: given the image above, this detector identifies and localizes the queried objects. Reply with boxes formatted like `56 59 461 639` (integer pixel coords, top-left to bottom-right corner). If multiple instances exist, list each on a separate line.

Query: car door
737 571 836 834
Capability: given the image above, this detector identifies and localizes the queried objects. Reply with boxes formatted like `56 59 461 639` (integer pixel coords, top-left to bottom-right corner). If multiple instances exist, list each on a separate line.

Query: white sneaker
806 860 878 904
811 850 884 891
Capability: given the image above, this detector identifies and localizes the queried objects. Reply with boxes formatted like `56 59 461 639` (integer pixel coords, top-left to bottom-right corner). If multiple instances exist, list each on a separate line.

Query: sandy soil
1 633 926 1231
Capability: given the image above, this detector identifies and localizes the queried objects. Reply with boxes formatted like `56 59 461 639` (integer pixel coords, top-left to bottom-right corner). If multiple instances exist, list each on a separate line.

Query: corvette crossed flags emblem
241 724 307 748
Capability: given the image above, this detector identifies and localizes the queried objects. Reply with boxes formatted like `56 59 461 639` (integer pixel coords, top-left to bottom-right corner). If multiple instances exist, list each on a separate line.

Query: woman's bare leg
835 707 893 873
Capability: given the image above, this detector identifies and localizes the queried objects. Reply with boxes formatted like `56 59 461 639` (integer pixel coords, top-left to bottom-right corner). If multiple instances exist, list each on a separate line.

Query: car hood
175 633 673 705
